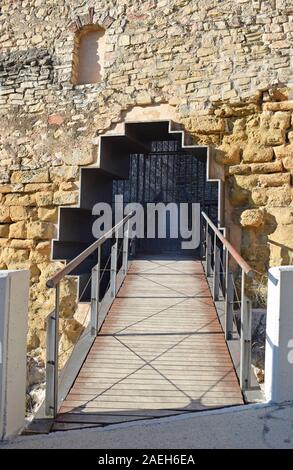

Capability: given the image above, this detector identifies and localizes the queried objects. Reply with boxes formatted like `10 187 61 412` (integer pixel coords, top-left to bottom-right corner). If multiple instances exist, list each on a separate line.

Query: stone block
250 161 283 174
11 169 49 184
263 101 293 111
190 116 225 134
259 173 291 187
240 209 265 228
0 225 10 237
9 206 28 221
251 188 268 206
38 207 58 222
9 221 27 239
49 166 79 182
267 187 292 207
27 222 55 240
35 191 53 207
0 206 11 223
243 144 273 163
53 191 79 205
215 144 241 165
274 144 293 160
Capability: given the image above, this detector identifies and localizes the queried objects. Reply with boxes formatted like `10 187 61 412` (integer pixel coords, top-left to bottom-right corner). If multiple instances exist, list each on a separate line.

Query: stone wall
0 0 293 359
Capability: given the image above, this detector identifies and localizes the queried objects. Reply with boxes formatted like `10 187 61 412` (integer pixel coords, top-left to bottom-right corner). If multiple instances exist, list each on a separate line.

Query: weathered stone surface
35 191 53 207
9 221 27 239
250 161 283 174
240 209 265 228
9 206 29 221
27 221 55 240
251 188 268 206
11 169 49 184
38 207 58 222
0 225 10 237
53 191 79 205
61 148 94 166
261 129 285 146
267 187 292 206
264 101 293 111
49 166 79 182
258 173 291 187
215 144 241 165
0 206 11 222
243 144 273 163
190 116 225 134
274 144 293 160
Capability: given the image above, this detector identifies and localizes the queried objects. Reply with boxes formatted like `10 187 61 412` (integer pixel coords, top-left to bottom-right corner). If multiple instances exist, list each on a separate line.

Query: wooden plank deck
54 259 243 431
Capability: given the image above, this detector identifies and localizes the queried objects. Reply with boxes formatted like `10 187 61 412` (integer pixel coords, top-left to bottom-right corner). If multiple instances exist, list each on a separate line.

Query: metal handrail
45 212 134 418
201 210 253 392
47 211 135 288
201 211 254 277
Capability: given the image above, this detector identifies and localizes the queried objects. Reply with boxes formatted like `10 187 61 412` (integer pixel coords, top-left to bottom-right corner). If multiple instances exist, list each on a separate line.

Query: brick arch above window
68 8 114 86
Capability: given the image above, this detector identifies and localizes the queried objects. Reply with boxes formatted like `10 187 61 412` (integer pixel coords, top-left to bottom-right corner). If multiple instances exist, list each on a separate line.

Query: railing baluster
213 236 220 301
240 270 252 390
225 254 234 340
90 254 100 337
45 283 60 418
110 233 118 298
206 224 212 277
122 220 130 276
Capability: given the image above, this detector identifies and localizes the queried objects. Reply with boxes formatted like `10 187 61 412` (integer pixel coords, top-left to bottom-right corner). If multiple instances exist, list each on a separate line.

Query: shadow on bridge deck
53 259 244 431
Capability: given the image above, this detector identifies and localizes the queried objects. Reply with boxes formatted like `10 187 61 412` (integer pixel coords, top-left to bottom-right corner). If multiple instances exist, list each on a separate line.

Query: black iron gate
113 140 218 256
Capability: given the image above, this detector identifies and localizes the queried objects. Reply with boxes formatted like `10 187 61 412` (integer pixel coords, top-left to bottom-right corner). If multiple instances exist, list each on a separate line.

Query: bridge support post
240 270 252 391
213 237 220 301
225 254 234 340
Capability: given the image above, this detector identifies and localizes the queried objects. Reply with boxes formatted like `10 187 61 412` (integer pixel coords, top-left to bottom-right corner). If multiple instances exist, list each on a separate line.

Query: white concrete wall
0 270 29 439
265 266 293 403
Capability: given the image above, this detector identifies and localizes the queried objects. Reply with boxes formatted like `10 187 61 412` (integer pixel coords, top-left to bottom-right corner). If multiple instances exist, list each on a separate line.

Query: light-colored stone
240 209 265 228
53 191 79 205
11 169 49 184
27 222 55 240
38 207 58 222
0 206 11 223
243 144 273 163
9 221 27 239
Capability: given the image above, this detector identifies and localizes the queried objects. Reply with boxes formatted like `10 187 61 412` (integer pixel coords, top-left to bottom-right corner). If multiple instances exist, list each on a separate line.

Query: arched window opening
71 25 105 85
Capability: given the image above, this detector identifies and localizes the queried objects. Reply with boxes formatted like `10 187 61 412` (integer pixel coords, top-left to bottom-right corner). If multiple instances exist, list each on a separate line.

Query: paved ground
1 402 293 449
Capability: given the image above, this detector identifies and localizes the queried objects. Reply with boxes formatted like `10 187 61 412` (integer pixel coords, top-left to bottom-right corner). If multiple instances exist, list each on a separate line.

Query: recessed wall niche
71 25 106 85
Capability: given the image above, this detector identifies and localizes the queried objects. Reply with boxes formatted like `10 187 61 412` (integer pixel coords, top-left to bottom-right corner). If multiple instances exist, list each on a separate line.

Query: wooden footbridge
39 211 255 433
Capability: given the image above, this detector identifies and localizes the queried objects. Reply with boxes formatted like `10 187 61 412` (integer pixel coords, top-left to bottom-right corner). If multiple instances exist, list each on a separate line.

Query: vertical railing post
45 283 60 418
225 253 234 340
110 232 118 298
240 270 252 391
122 220 130 276
90 247 100 337
213 235 220 301
200 216 205 260
206 222 212 277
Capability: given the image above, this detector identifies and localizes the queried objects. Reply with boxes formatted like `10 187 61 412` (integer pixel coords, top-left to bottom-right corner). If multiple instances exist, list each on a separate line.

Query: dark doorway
113 139 218 257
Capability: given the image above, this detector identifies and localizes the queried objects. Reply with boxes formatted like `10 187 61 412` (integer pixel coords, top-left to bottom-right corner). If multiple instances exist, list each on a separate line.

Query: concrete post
265 266 293 403
0 270 29 439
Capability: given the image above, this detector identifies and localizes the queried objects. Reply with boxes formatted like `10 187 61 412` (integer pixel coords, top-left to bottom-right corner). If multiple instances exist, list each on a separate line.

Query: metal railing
45 212 134 418
201 211 254 391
